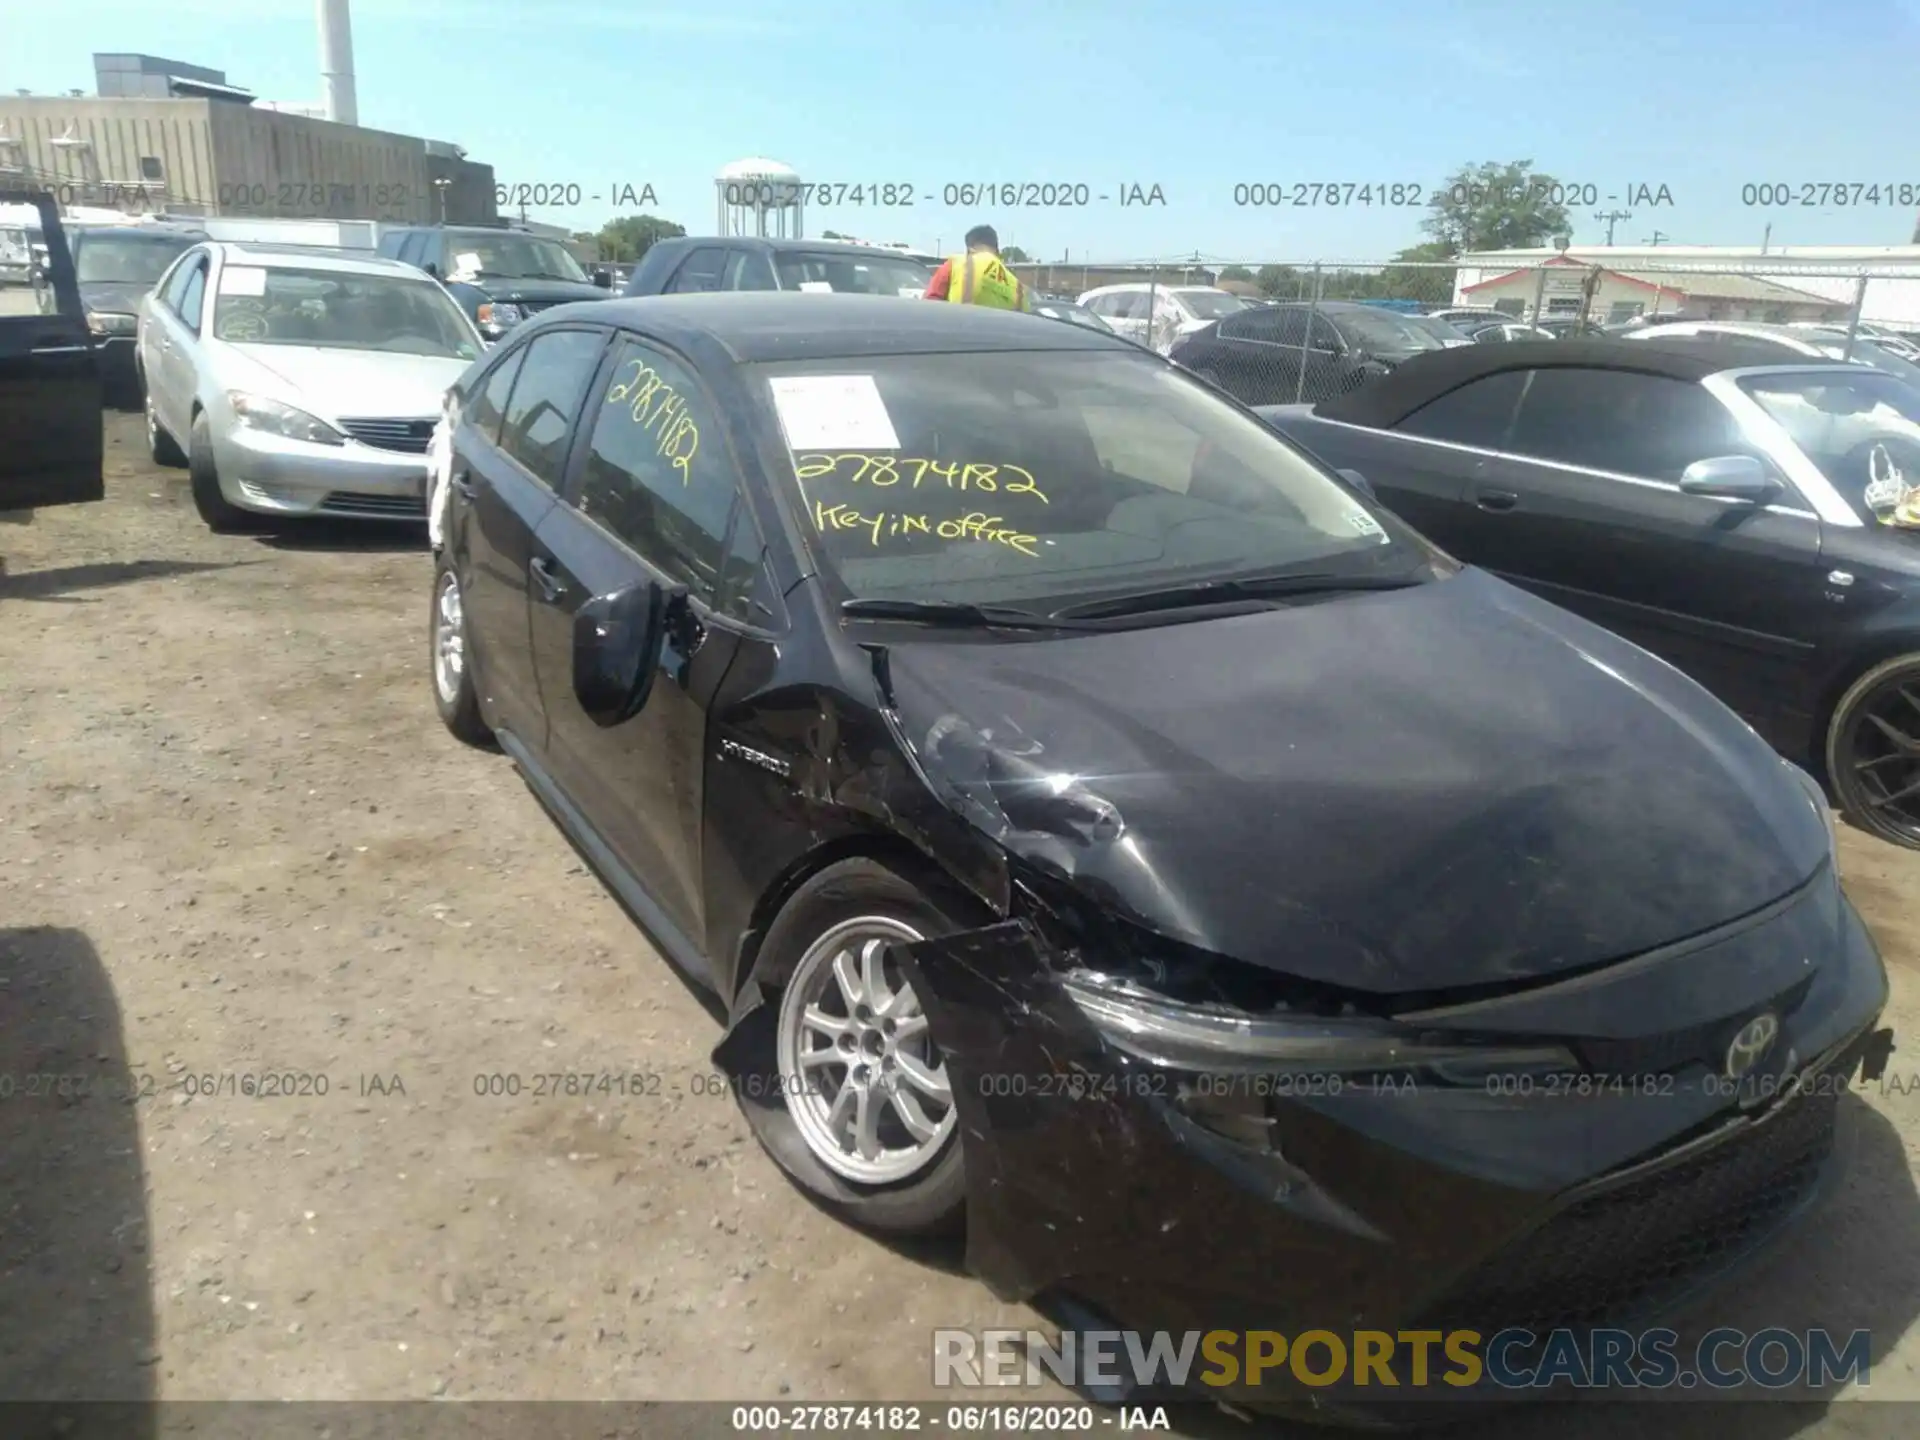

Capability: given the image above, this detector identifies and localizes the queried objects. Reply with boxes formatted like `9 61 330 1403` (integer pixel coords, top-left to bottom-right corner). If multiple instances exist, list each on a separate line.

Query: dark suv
622 236 933 298
379 225 611 341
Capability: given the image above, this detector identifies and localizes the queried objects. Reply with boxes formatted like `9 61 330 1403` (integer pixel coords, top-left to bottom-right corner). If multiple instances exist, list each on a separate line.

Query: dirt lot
2 410 1919 1437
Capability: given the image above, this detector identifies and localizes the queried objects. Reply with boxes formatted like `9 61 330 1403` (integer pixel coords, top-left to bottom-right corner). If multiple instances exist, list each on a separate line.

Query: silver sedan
137 242 485 531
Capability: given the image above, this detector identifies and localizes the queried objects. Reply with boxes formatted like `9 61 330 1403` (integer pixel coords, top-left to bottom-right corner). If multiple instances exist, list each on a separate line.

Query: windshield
210 267 484 360
1402 313 1470 343
74 231 197 286
1741 370 1920 528
755 349 1418 609
776 251 933 295
1175 289 1245 320
1339 307 1447 352
445 234 588 283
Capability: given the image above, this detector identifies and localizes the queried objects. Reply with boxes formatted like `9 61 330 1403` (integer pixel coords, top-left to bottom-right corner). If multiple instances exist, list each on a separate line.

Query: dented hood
880 568 1830 994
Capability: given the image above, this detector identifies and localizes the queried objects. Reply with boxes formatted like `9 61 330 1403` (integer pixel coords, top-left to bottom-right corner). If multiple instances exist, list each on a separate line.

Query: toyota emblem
1724 1012 1780 1081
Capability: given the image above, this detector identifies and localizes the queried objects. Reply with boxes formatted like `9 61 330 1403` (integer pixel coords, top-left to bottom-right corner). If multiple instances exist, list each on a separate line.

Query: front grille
319 491 427 518
338 417 436 454
1578 978 1815 1078
1427 1087 1839 1336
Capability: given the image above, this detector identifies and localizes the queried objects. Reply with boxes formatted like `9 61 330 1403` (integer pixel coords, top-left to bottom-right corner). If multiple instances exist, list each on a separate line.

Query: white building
1453 244 1920 329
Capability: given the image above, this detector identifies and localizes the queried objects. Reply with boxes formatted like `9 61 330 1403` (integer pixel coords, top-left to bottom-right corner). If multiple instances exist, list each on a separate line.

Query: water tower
716 157 802 239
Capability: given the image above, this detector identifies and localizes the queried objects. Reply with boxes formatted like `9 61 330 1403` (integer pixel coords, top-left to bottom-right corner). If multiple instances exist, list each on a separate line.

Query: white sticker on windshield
218 266 267 297
1349 510 1386 539
897 286 926 299
796 281 834 294
768 375 901 451
452 251 483 278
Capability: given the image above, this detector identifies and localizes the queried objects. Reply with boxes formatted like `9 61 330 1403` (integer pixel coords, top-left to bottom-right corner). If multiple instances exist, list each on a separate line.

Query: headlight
86 310 138 336
1785 761 1837 855
1062 969 1577 1081
475 302 523 330
227 392 346 447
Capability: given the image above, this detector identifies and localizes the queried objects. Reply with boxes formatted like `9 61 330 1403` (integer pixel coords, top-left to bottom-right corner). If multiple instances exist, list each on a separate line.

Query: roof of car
212 242 428 275
1313 337 1852 428
665 235 932 259
559 292 1134 362
71 223 207 238
1082 282 1229 295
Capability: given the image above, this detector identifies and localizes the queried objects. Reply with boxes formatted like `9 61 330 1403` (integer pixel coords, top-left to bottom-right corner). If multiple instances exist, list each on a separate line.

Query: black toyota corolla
429 293 1893 1415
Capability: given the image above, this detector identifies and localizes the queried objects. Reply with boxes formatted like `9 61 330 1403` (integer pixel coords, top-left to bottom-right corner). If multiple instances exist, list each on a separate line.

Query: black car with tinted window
1169 300 1454 406
379 224 612 342
425 294 1891 1420
1260 338 1920 849
2 191 104 522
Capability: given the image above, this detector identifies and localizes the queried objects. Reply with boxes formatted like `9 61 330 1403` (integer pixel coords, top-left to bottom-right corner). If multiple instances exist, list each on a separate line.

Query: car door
1208 307 1300 404
453 326 610 745
1463 365 1828 727
523 332 750 964
1293 369 1518 542
0 194 103 511
667 247 728 294
146 249 209 439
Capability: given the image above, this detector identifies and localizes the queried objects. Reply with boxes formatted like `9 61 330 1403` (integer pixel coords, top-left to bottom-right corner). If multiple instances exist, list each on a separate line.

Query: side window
723 249 777 291
1505 369 1752 481
176 261 208 333
713 505 773 624
1307 314 1344 351
160 253 201 314
466 345 527 445
668 247 728 294
396 233 425 265
575 337 735 594
1396 371 1528 447
498 329 607 488
1270 309 1310 347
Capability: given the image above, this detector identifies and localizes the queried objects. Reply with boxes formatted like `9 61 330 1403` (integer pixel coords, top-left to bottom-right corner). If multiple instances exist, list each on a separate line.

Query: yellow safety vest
944 251 1028 310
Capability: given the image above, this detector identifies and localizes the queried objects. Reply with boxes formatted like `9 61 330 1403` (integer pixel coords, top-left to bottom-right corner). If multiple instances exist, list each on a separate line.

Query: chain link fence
1014 257 1920 406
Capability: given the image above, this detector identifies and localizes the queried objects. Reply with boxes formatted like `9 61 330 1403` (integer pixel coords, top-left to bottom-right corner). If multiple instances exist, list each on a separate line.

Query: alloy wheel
434 570 466 704
1841 672 1920 844
775 915 956 1185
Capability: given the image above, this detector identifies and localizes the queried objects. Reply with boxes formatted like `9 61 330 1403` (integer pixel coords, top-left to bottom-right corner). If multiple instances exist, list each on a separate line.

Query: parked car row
1 195 1905 1419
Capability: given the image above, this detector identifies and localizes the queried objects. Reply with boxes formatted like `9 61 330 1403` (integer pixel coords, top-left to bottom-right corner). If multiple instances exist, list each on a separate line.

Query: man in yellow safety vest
923 226 1032 311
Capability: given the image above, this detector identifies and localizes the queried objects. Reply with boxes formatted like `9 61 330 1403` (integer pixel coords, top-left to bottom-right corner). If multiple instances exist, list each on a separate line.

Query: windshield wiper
1054 569 1426 621
840 598 1107 631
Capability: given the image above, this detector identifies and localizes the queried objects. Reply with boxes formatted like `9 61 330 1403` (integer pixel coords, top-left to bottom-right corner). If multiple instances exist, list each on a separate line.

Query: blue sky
10 0 1920 260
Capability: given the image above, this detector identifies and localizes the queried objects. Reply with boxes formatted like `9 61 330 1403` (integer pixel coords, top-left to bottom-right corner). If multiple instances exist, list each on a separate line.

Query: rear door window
1505 368 1753 481
466 346 527 445
668 248 728 294
1395 371 1528 447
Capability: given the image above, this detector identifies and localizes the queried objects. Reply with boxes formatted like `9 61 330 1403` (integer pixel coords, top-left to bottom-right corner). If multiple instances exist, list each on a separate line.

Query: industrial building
1453 244 1920 328
0 35 495 226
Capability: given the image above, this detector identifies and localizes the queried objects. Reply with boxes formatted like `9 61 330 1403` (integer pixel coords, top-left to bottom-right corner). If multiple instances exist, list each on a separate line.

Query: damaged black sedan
431 293 1894 1414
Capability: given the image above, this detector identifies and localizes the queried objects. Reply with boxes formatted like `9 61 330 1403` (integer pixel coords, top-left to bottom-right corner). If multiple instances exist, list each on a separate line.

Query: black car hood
879 568 1829 994
79 280 152 315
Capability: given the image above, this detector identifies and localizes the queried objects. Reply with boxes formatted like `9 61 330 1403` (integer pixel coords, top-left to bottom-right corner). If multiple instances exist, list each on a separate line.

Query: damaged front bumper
890 907 1894 1418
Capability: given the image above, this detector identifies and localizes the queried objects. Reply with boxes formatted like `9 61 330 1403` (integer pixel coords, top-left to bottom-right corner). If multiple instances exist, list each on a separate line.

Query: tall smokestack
318 0 359 126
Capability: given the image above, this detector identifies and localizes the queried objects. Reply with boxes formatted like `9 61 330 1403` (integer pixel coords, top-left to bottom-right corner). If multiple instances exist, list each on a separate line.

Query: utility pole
1593 209 1631 246
1761 222 1772 254
1645 230 1669 247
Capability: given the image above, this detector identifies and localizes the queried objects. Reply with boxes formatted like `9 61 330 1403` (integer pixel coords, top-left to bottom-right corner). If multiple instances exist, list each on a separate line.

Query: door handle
529 556 566 602
449 469 475 499
1475 489 1520 513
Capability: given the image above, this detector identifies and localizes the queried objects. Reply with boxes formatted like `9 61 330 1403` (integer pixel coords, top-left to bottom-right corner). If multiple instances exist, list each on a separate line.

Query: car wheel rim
434 571 465 704
775 915 956 1185
1843 672 1920 841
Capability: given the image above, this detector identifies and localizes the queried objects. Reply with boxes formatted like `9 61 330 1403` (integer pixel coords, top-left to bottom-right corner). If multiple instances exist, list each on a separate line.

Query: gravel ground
1 409 1917 1437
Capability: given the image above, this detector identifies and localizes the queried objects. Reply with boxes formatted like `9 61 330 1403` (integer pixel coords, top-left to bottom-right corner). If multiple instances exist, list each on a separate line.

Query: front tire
734 858 971 1237
1825 651 1920 849
188 411 257 533
431 557 492 747
146 386 186 468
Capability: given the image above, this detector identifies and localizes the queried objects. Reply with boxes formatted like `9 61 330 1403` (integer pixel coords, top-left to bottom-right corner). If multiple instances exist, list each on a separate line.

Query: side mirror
422 262 440 279
573 579 685 727
1336 467 1376 500
1678 455 1781 502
